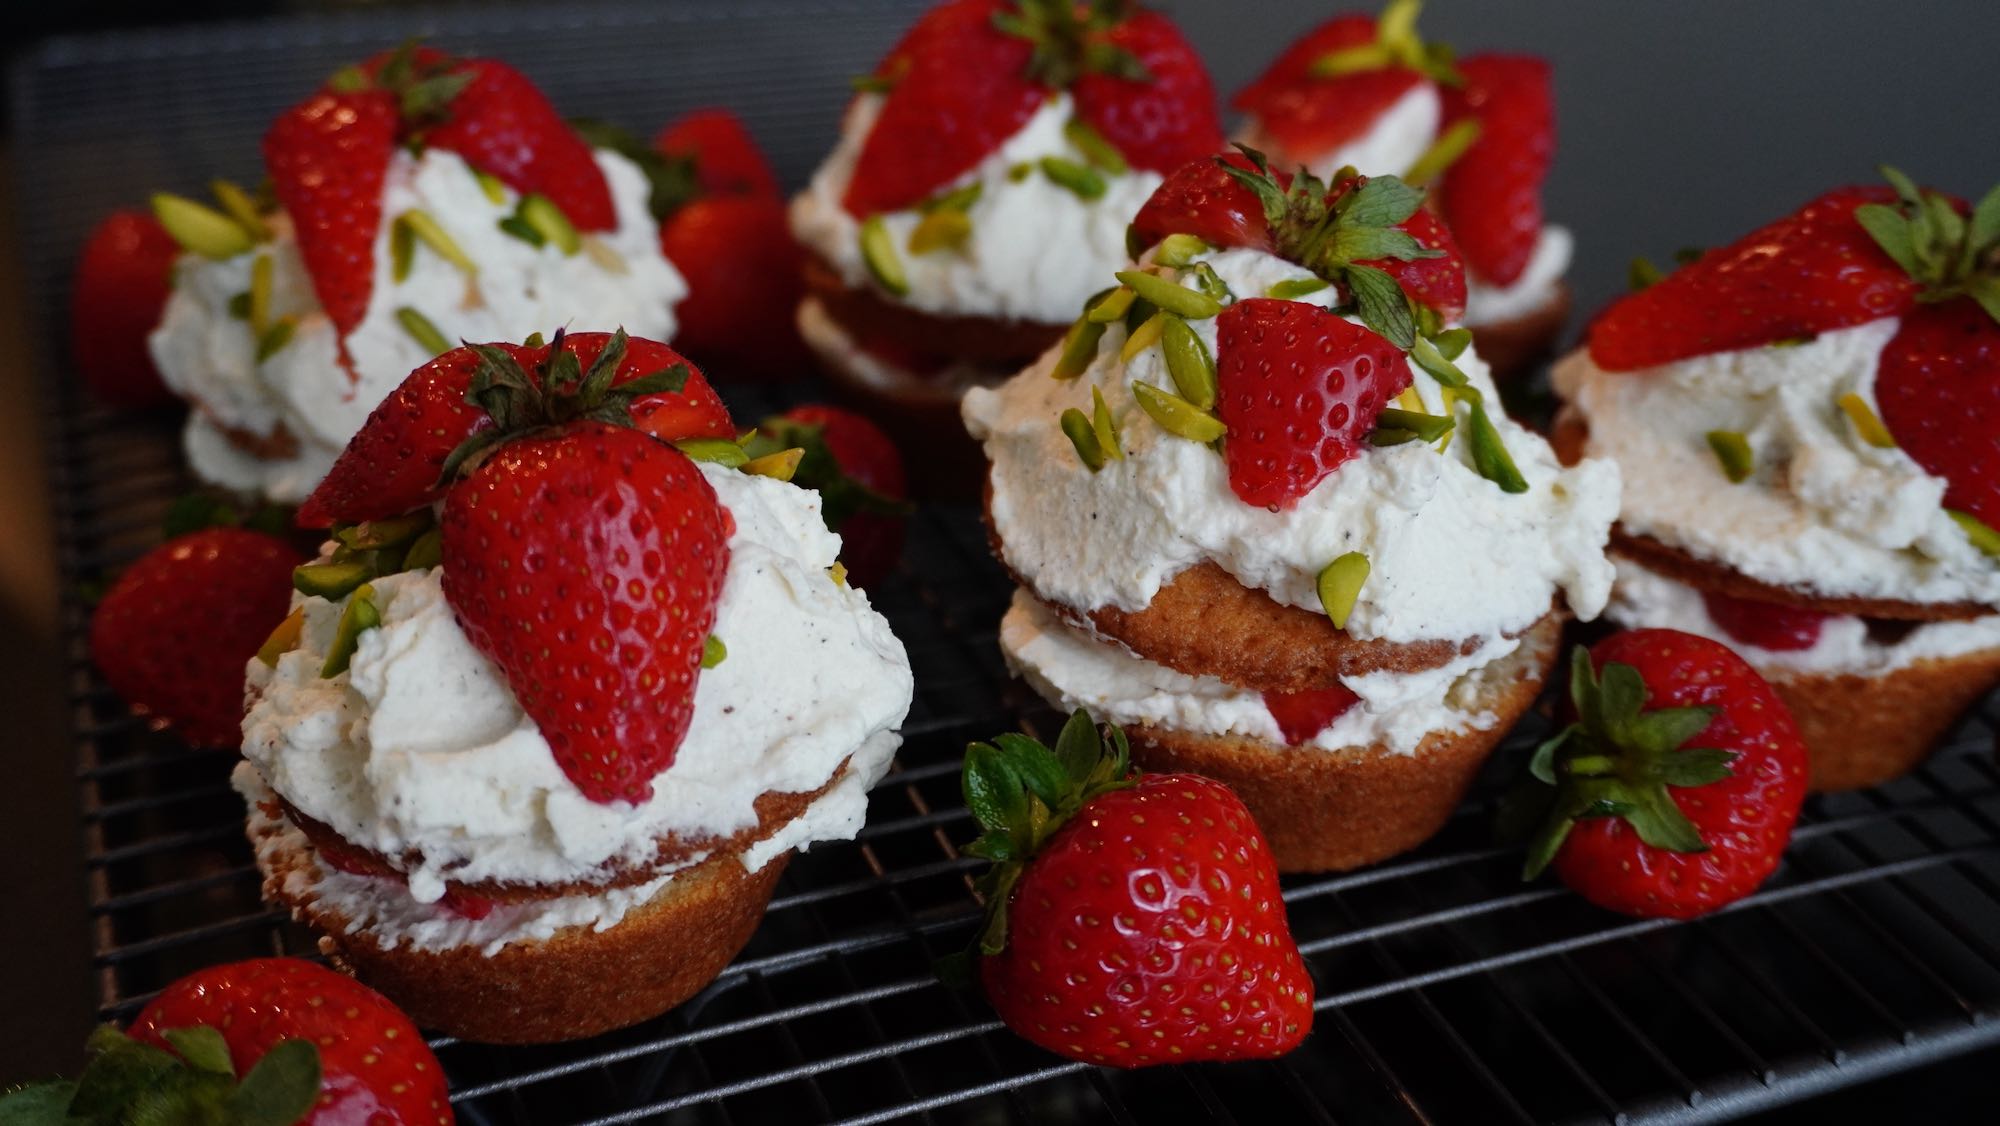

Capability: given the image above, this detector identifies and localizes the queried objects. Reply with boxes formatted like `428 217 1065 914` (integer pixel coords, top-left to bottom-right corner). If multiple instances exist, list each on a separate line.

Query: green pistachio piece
1266 277 1331 300
338 511 432 551
402 527 443 571
293 559 374 600
742 447 804 482
1160 315 1217 411
1051 315 1108 380
1410 333 1469 388
701 634 728 669
1190 262 1233 304
1837 392 1898 449
152 192 254 260
397 210 478 276
1432 327 1474 361
395 307 451 356
248 254 274 336
1008 162 1035 183
1152 233 1208 269
907 209 972 255
1463 391 1528 493
518 193 582 255
1310 42 1395 78
1086 286 1136 324
473 169 509 205
320 584 381 679
1132 380 1227 443
1125 222 1147 260
674 438 750 467
829 561 850 587
1115 270 1222 320
859 215 909 297
1316 551 1370 630
1706 429 1755 483
1370 406 1455 445
581 235 629 275
256 606 305 668
1121 311 1168 362
1039 156 1106 201
226 292 252 320
254 318 296 363
1402 118 1483 187
390 213 417 280
1628 257 1665 293
1091 385 1122 463
1948 510 2000 558
1062 118 1129 175
920 182 984 213
210 179 269 242
1060 407 1105 471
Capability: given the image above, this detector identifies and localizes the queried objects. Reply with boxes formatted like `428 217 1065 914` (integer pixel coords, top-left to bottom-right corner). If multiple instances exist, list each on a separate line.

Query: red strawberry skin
1553 629 1808 919
90 528 302 747
980 773 1313 1067
1215 298 1413 509
1262 682 1361 745
653 108 781 200
264 89 399 338
441 423 729 803
782 404 907 587
1070 10 1222 175
297 333 733 527
129 958 452 1125
1877 298 2000 529
72 210 181 409
1233 15 1426 163
1700 589 1832 653
1436 54 1554 287
1588 187 1918 371
661 195 814 380
844 0 1042 216
425 59 616 230
1386 206 1468 323
1129 152 1278 255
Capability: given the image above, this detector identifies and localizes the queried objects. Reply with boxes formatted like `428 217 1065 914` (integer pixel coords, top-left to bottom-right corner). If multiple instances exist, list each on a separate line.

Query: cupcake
965 155 1618 871
148 46 686 503
238 331 913 1042
788 0 1222 494
1553 172 2000 790
1231 0 1569 375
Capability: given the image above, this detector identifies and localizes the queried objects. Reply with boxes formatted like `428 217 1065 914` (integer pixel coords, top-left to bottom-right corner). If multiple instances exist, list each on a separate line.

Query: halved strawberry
1069 8 1223 175
1436 54 1554 287
1878 297 2000 529
263 89 398 339
1130 152 1280 254
1235 14 1427 161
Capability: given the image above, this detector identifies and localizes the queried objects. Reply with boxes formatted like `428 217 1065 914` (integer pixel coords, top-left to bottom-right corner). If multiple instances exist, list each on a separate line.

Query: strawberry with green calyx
960 710 1314 1067
1513 630 1807 920
746 405 912 587
652 108 783 200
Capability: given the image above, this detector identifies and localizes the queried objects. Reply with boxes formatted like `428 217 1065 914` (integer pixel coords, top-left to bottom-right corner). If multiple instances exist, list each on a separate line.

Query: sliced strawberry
661 195 813 379
263 89 398 338
1878 297 2000 529
1263 681 1361 744
71 210 181 409
1070 9 1223 174
1436 54 1554 286
1699 589 1833 652
1215 298 1413 509
653 107 781 200
1235 14 1427 162
422 58 615 230
1129 152 1279 254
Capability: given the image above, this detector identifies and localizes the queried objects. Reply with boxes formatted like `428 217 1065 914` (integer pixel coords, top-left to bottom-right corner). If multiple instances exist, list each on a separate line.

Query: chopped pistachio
1310 42 1395 78
1085 286 1136 324
1190 262 1233 304
1132 380 1227 442
497 215 546 247
1948 510 2000 558
1395 386 1426 413
390 213 417 280
1121 311 1168 362
1061 407 1105 470
701 635 728 669
1409 333 1469 388
1039 156 1106 200
1160 315 1217 410
1316 552 1370 630
1463 391 1528 492
742 447 805 482
908 209 973 255
248 254 274 336
1051 316 1108 379
473 169 509 205
226 292 252 320
395 307 451 356
1837 392 1898 449
1402 118 1482 187
859 215 909 297
1091 386 1122 463
1432 327 1474 361
920 182 983 213
674 438 750 467
293 559 373 600
1151 234 1209 271
1628 257 1665 293
210 179 269 242
1008 162 1034 183
339 512 431 551
1266 277 1331 300
1705 429 1755 483
320 584 381 678
254 318 296 363
152 192 254 260
1115 269 1222 320
256 606 306 668
402 527 443 571
1370 406 1456 445
397 210 478 276
1062 118 1129 175
829 561 850 587
581 236 628 275
518 193 582 255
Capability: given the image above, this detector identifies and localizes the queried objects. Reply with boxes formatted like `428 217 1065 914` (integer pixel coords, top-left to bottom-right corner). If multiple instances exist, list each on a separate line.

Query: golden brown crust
1123 613 1563 872
277 760 849 901
1760 650 2000 791
257 814 784 1043
1469 282 1571 381
804 254 1066 368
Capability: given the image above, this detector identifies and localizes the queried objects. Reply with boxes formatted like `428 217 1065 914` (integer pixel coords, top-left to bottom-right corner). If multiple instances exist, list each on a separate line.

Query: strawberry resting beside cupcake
146 46 688 503
1553 170 2000 790
1232 0 1569 375
965 151 1620 872
789 0 1223 492
237 330 913 1042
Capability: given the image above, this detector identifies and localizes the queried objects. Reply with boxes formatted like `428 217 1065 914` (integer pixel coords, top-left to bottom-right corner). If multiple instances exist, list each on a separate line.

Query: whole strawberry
71 210 181 408
1232 0 1455 164
1519 630 1808 919
660 194 813 380
751 405 909 587
0 957 451 1124
963 711 1314 1067
1436 54 1555 287
653 107 782 200
90 528 302 747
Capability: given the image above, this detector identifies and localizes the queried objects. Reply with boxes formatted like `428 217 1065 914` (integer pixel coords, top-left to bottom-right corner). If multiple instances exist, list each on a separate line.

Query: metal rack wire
16 4 2000 1123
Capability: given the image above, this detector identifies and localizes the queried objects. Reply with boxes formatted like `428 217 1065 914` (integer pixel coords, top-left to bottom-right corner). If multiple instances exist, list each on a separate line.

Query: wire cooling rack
16 4 2000 1123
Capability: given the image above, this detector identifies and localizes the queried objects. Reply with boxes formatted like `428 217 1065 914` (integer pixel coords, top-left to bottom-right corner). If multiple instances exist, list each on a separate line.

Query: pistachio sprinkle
1116 269 1222 320
256 606 306 668
1131 380 1226 442
1948 510 2000 558
152 192 254 260
1705 429 1755 483
908 209 972 255
1060 406 1105 471
1317 552 1370 630
395 307 451 356
742 447 805 482
1085 286 1136 324
1266 276 1331 300
859 215 909 296
1051 315 1108 380
1090 386 1122 463
674 438 751 468
1160 315 1217 410
210 179 270 242
1153 233 1208 269
1402 118 1482 187
701 635 729 669
1063 118 1128 175
1121 311 1169 362
254 318 296 363
321 585 381 679
518 194 582 255
1837 392 1898 449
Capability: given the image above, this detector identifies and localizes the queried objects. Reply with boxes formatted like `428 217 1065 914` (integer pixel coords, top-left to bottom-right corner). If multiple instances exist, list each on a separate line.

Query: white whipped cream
1608 557 2000 678
1002 589 1519 755
1553 318 2000 607
789 92 1161 326
963 245 1620 646
152 147 685 504
241 465 913 901
1462 226 1571 327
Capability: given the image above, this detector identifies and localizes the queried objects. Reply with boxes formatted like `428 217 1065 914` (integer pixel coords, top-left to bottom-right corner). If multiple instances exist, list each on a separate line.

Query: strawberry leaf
0 1081 82 1124
159 1027 232 1076
962 742 1026 837
1344 264 1415 349
1053 708 1103 784
1335 176 1424 229
1620 786 1710 854
226 1039 320 1126
990 733 1068 811
1655 747 1738 788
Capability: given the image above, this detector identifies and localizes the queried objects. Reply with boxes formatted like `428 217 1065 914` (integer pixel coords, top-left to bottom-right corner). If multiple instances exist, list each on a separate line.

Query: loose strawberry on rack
842 0 1220 217
0 957 452 1125
1516 629 1808 919
1232 0 1455 163
1435 54 1554 287
90 527 304 748
71 210 181 408
749 405 911 587
653 108 783 200
958 711 1314 1067
296 330 733 526
1699 590 1832 653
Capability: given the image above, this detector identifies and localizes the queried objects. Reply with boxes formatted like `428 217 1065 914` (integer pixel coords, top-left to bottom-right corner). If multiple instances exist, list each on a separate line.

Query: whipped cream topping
241 465 913 901
1003 589 1518 756
1608 557 2000 678
963 245 1619 646
152 147 685 503
789 92 1161 326
1553 319 2000 607
1461 226 1571 326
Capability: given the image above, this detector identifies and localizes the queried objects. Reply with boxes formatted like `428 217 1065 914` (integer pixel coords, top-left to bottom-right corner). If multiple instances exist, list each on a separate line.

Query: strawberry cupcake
1232 0 1569 376
965 155 1619 871
148 47 687 504
788 0 1222 493
1553 172 2000 790
237 332 913 1042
